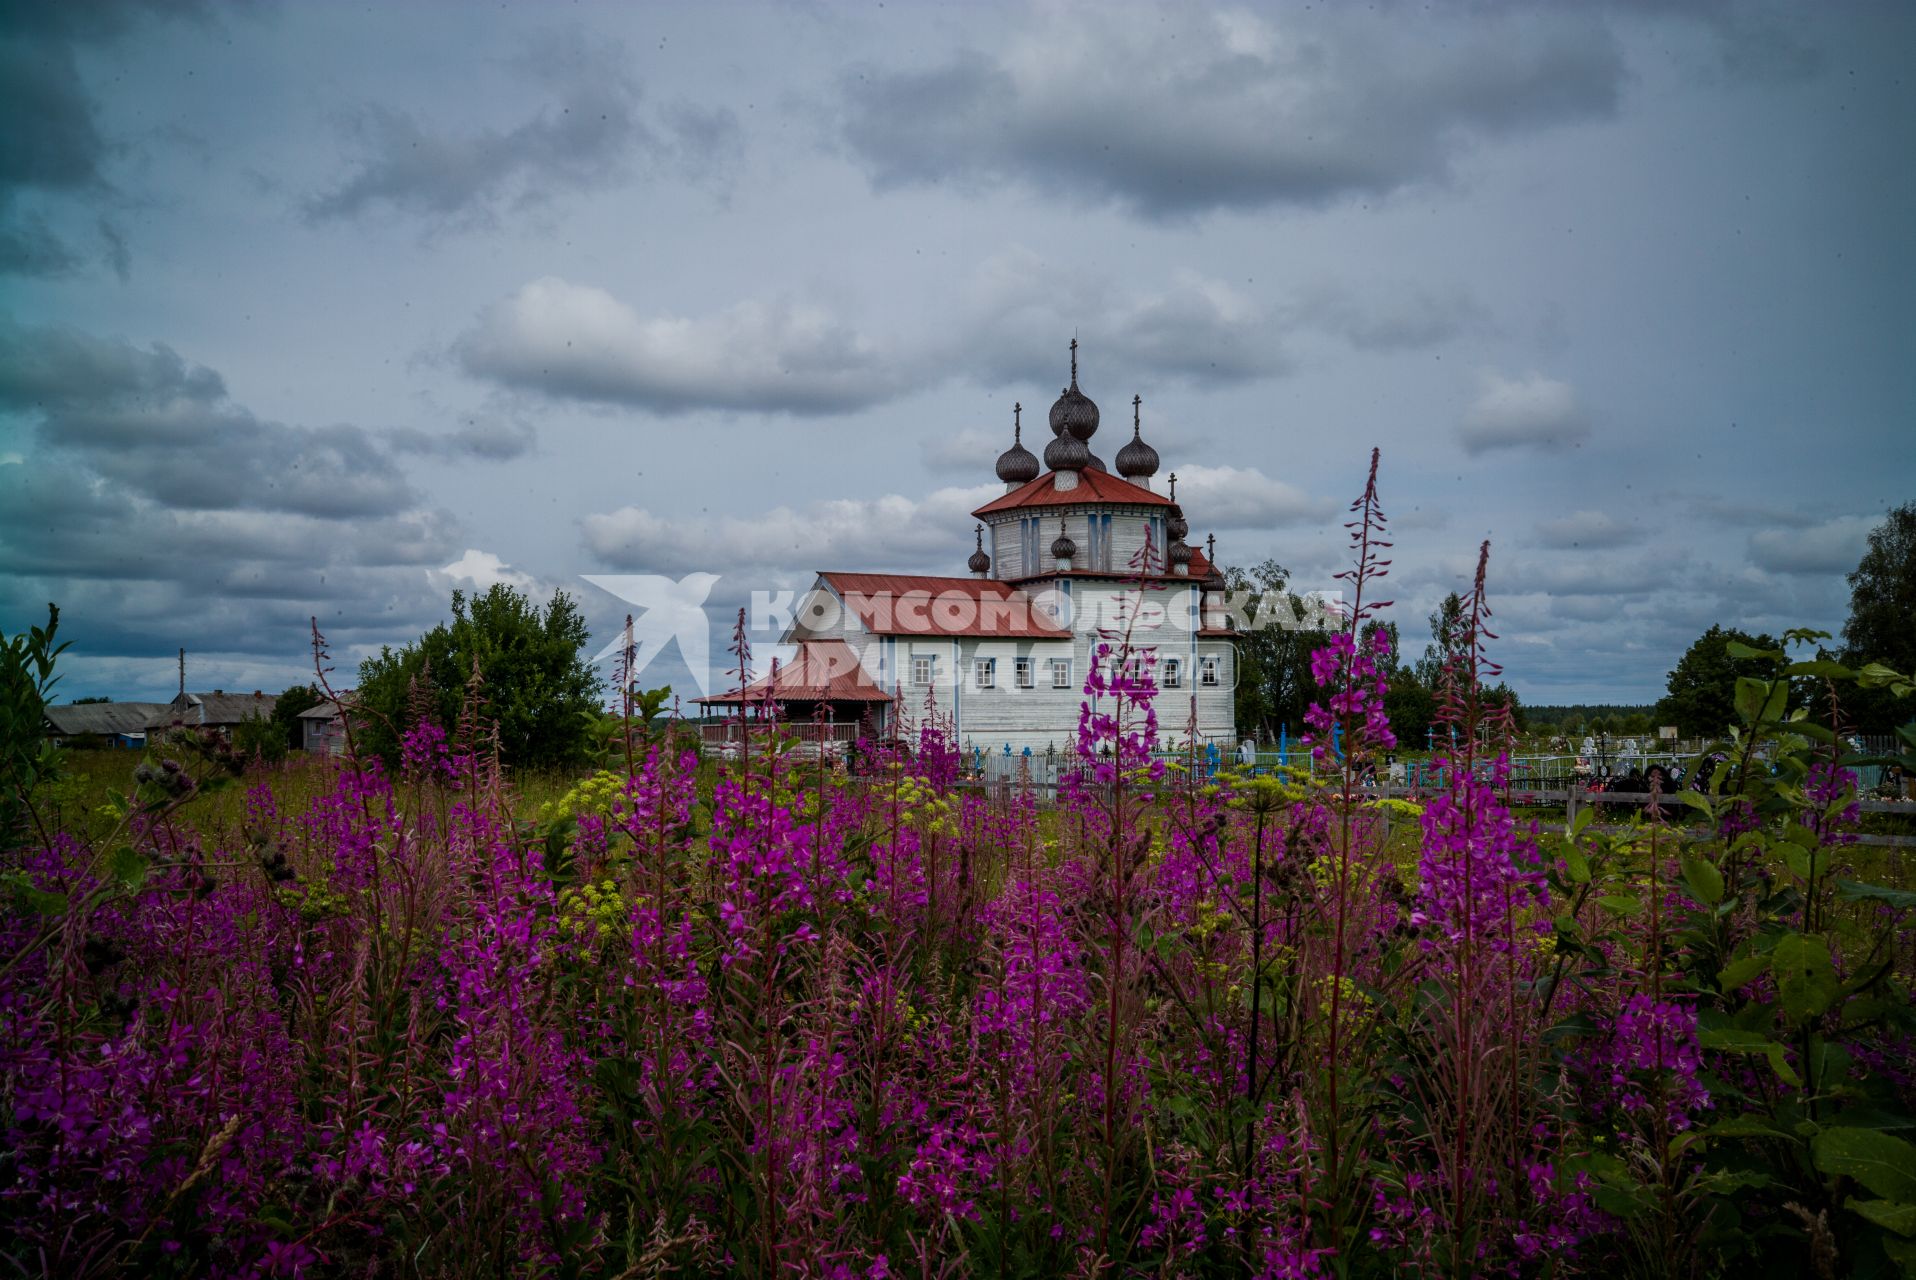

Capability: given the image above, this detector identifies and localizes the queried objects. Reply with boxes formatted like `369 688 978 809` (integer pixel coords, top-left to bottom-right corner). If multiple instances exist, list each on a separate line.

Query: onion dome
1047 338 1100 441
995 403 1040 485
1051 518 1077 562
1201 535 1226 592
1044 427 1089 472
1116 394 1160 481
1084 452 1107 472
968 524 992 575
1166 471 1188 541
1168 540 1192 569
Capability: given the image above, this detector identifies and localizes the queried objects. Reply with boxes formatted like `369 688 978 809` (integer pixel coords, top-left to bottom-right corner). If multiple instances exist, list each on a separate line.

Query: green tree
271 683 324 751
355 585 603 769
1385 669 1435 747
1222 559 1331 744
1415 591 1466 688
1 605 67 849
1655 624 1785 738
232 712 288 762
1841 502 1916 733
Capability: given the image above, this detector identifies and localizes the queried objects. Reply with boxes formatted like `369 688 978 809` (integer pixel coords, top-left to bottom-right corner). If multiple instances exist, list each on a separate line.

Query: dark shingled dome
1048 340 1099 441
995 412 1039 485
1116 397 1159 480
1044 429 1089 472
968 534 992 575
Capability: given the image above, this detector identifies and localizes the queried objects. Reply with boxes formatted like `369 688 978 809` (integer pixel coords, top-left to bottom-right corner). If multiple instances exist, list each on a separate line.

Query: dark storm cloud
834 6 1623 219
0 320 414 519
0 319 469 668
0 210 85 278
305 35 740 227
0 319 227 409
0 0 219 278
0 34 106 193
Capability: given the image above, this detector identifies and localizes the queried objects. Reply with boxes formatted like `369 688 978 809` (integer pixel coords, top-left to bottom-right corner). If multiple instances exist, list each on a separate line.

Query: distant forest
1524 704 1661 734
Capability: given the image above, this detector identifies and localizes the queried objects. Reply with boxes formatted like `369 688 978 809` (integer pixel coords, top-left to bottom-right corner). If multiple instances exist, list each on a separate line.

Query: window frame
1162 658 1181 689
1049 657 1073 689
1014 656 1034 689
1200 655 1221 687
974 657 996 689
912 654 936 686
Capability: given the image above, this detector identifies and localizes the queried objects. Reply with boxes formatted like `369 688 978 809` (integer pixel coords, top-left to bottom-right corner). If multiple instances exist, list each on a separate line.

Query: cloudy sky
2 0 1911 707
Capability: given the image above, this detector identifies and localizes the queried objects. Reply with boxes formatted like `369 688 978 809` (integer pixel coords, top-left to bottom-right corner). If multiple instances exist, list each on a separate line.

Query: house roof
972 468 1174 518
297 695 353 720
695 639 894 705
44 702 167 736
145 690 279 730
816 573 1071 639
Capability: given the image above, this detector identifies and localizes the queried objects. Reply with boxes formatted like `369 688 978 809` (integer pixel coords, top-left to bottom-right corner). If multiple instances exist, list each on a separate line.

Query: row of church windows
1012 514 1170 573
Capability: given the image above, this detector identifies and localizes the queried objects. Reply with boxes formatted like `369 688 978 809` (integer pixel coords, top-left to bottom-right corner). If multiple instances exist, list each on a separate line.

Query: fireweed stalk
1301 447 1398 1250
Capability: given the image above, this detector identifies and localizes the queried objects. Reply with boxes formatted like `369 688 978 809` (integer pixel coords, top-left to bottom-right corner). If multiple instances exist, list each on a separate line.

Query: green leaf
1681 854 1724 905
1775 932 1839 1021
1597 893 1642 915
1720 950 1770 993
1562 845 1591 884
1857 661 1912 691
1706 1114 1795 1141
1570 805 1597 838
1836 879 1916 911
103 844 149 892
1813 1128 1916 1201
1786 659 1855 680
1728 639 1784 662
1735 676 1769 725
1700 1027 1802 1085
1674 789 1714 819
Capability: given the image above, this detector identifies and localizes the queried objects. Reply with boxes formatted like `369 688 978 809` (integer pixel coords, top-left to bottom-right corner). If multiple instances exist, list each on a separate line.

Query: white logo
582 573 722 696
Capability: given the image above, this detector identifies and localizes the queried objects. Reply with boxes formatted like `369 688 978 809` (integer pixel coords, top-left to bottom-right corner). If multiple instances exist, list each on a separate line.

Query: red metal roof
695 639 895 705
817 573 1072 639
972 468 1174 517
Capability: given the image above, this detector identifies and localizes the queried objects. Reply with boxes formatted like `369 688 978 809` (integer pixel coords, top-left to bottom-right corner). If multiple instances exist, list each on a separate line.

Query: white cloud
581 484 1001 578
436 548 542 594
456 276 907 415
1747 514 1875 575
1168 464 1337 530
1458 370 1590 455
